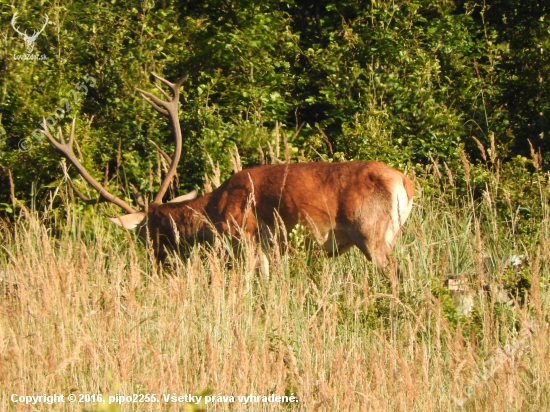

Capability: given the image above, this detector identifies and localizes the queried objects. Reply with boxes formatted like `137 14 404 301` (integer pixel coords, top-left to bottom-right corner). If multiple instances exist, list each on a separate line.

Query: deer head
40 73 193 239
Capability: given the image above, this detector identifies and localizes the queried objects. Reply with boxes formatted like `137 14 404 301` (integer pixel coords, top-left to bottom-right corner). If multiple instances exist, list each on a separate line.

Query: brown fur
146 161 414 270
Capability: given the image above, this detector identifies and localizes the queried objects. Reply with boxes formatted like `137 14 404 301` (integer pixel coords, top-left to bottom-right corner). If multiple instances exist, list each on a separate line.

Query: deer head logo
11 12 49 54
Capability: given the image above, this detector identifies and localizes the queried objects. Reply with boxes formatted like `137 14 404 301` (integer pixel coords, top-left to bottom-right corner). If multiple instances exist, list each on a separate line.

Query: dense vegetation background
2 2 550 409
0 0 549 214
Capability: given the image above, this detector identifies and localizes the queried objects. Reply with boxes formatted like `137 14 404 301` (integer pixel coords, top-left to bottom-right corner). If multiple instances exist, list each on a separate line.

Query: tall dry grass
1 161 549 411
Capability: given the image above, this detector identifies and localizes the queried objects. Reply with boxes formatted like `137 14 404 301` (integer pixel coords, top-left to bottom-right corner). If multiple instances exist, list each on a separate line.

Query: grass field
1 159 549 411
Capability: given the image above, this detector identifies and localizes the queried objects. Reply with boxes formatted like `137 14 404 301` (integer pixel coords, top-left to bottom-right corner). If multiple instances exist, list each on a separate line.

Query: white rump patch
385 179 413 247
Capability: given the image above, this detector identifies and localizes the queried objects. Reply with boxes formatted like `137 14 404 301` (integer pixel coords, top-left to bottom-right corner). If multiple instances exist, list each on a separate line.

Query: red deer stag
41 73 414 275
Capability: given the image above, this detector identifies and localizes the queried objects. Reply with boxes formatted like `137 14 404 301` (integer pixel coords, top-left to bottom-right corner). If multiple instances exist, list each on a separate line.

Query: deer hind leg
353 224 394 273
357 179 414 271
321 230 354 257
255 222 272 279
352 219 400 292
382 179 414 279
259 247 270 278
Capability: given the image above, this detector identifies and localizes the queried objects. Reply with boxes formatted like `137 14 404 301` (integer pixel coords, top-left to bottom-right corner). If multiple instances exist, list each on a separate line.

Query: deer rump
147 161 414 268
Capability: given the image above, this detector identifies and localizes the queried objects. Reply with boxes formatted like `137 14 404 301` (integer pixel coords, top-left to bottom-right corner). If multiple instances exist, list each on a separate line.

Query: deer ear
109 211 146 230
168 189 197 203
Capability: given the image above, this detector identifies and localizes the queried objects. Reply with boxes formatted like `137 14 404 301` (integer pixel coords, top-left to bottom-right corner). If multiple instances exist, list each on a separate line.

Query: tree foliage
0 0 548 214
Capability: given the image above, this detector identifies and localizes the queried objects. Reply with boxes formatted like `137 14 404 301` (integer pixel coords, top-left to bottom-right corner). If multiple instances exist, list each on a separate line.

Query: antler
11 12 28 38
41 118 137 214
30 14 49 41
136 73 188 204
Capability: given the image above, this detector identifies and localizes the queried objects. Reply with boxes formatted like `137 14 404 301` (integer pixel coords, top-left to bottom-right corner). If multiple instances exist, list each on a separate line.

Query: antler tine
174 75 188 89
154 83 171 100
150 72 175 88
67 178 108 205
11 12 27 37
67 116 76 146
60 161 104 205
130 183 147 209
136 73 189 113
31 13 48 37
137 73 187 204
56 126 65 144
55 118 75 145
136 89 169 116
149 139 172 164
41 118 63 151
41 14 49 28
150 73 188 103
41 118 137 214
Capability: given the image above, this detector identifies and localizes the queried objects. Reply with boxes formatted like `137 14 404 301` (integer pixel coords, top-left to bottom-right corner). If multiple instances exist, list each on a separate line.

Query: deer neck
148 193 214 245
